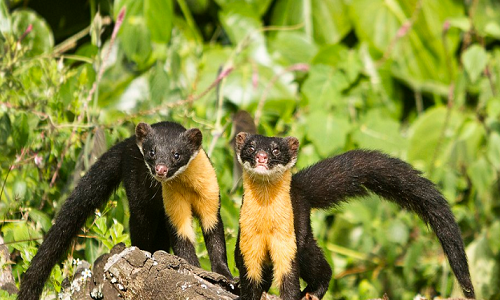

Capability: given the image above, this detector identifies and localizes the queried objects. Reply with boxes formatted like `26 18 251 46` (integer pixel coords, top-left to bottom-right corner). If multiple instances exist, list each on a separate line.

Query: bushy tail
18 141 125 300
292 150 475 298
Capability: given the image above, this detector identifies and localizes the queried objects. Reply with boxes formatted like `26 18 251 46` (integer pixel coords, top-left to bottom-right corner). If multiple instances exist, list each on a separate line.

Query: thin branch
113 67 234 125
53 17 112 55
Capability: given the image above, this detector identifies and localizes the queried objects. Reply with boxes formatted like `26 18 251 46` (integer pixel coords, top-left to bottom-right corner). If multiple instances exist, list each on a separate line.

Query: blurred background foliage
1 0 500 299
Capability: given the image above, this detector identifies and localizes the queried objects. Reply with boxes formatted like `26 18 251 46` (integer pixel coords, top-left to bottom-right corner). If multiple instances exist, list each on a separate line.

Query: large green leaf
219 2 262 45
301 64 349 111
487 132 500 171
472 0 500 39
306 110 350 157
11 9 54 56
466 234 500 300
12 113 29 150
0 113 11 145
119 16 153 67
407 107 464 171
270 0 351 45
462 44 488 83
467 158 497 197
144 0 173 43
0 0 10 34
352 110 407 155
312 44 363 84
214 0 273 16
269 31 318 65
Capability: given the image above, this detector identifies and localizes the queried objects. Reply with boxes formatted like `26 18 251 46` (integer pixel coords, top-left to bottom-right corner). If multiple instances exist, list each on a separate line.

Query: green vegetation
1 0 499 299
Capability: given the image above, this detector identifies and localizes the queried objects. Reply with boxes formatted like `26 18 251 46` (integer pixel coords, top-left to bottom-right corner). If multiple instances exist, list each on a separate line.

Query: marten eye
174 152 180 160
149 148 156 157
272 148 280 156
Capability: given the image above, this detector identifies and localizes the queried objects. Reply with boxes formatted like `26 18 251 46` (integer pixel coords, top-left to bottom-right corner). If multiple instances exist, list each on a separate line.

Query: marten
234 132 474 300
18 121 232 300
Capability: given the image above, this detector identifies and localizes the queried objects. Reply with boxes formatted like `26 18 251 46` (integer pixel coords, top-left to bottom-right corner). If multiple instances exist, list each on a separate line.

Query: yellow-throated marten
19 122 232 300
234 132 474 300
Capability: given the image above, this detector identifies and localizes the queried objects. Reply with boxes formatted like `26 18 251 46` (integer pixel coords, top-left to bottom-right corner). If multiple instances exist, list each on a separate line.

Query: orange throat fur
239 170 297 287
162 149 220 242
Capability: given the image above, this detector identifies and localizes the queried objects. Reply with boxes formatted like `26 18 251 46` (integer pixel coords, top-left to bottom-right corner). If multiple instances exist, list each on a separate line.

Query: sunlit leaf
462 44 488 83
302 64 349 111
11 10 54 56
144 0 173 43
306 110 350 157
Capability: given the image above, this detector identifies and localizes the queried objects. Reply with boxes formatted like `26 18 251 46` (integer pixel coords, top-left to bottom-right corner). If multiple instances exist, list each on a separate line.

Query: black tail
18 141 126 300
291 150 475 298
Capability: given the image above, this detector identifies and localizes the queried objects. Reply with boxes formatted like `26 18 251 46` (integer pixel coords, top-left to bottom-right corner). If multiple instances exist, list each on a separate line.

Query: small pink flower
34 154 43 166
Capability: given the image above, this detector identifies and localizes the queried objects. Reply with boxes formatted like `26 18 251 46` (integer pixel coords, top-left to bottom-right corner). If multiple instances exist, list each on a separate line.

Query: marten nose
256 152 268 164
155 164 168 176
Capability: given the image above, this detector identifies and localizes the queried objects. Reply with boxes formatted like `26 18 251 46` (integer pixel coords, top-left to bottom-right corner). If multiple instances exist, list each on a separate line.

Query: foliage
1 0 500 299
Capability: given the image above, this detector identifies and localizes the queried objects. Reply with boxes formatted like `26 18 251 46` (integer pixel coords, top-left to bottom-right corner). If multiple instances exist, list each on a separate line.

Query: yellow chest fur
239 170 297 287
162 150 220 242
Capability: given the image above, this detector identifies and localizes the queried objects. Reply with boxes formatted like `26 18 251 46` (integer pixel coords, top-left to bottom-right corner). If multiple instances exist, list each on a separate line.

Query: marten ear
183 128 203 150
285 136 299 158
136 123 152 147
235 132 249 152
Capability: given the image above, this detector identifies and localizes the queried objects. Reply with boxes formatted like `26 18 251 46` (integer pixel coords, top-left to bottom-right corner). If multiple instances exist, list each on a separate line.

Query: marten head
135 122 202 182
235 132 299 179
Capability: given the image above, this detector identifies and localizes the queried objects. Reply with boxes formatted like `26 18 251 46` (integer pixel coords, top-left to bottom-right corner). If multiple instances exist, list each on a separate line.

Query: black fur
235 134 474 300
18 121 232 300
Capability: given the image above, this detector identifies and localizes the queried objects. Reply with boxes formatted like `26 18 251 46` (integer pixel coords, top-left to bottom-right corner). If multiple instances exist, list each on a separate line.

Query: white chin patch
255 164 268 172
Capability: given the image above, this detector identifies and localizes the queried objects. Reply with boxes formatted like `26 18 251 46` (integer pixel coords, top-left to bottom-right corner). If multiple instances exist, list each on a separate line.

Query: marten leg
278 258 301 300
199 206 232 278
299 235 332 299
165 216 200 267
235 233 273 300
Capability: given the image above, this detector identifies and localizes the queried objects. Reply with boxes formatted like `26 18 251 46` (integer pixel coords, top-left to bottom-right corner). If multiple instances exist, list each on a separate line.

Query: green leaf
310 0 352 44
0 113 11 145
484 21 500 38
302 64 349 111
403 241 424 284
144 0 173 43
466 234 500 299
487 132 500 171
94 217 108 236
12 113 29 150
270 31 318 65
386 219 409 245
407 107 464 171
462 44 488 83
349 0 463 92
114 0 143 18
352 110 407 155
0 0 10 34
29 209 52 232
472 0 500 38
219 2 262 45
447 17 471 32
11 9 54 56
467 158 497 197
215 0 273 16
119 16 153 67
306 111 350 157
312 44 362 84
270 0 351 45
